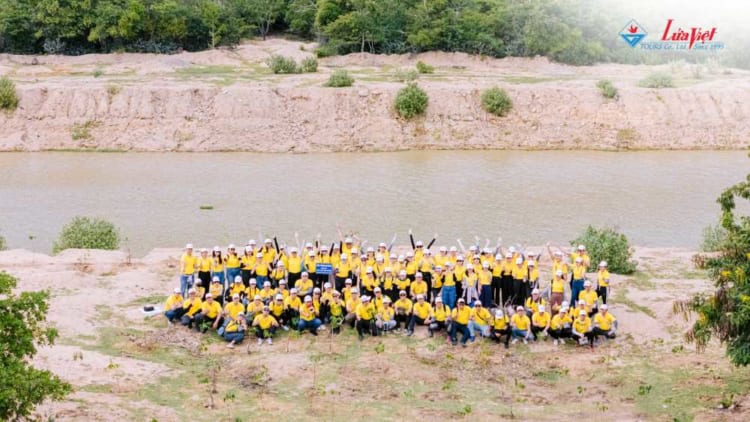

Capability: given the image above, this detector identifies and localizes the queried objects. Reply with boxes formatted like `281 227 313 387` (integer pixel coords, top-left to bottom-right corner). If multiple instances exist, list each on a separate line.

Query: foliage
415 60 434 74
0 272 71 419
677 160 750 366
481 87 513 117
324 69 354 87
638 73 675 88
701 223 728 252
0 235 6 251
266 54 299 74
298 57 318 73
392 68 418 83
571 226 637 274
0 77 19 110
596 79 618 99
52 216 120 253
394 83 428 119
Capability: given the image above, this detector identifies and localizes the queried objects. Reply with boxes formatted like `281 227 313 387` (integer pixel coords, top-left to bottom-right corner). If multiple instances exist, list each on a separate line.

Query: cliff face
1 43 748 152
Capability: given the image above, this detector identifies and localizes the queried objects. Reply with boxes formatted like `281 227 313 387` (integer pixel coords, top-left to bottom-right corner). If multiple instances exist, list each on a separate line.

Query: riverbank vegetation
394 83 428 119
571 226 636 274
481 87 513 117
0 77 18 111
596 80 618 99
52 217 120 254
324 69 354 87
1 0 747 69
0 235 6 251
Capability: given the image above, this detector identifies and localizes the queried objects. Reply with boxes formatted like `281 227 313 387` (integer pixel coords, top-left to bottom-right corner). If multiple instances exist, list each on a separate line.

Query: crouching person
375 297 397 334
194 293 222 333
180 289 203 329
407 294 431 337
491 309 511 348
449 299 472 347
468 302 492 341
549 306 573 345
223 312 247 349
530 305 551 341
343 289 361 328
355 296 377 340
428 297 450 339
571 309 595 349
510 306 532 345
298 295 322 336
592 304 617 344
253 305 280 345
164 288 185 324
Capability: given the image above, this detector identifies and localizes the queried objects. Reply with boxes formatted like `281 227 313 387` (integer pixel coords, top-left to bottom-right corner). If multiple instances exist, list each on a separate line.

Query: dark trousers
334 276 347 292
592 327 616 340
356 319 376 337
531 325 546 340
288 272 301 285
395 313 410 330
429 320 447 335
572 331 595 346
512 279 526 306
500 275 513 306
492 327 511 347
241 270 253 287
450 322 470 345
194 313 217 333
597 286 608 304
479 284 493 308
423 273 432 301
407 316 426 332
198 271 211 288
491 276 502 306
549 327 572 339
255 326 277 338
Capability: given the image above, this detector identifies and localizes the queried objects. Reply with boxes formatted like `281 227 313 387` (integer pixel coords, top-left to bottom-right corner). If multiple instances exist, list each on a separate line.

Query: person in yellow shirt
375 297 397 333
407 294 432 336
246 295 265 323
361 267 378 297
210 246 225 288
431 265 444 302
511 257 527 307
178 289 203 329
343 288 361 328
427 296 450 339
197 248 212 289
259 281 276 304
578 281 599 315
409 272 428 301
209 276 224 305
227 277 244 302
478 261 493 307
225 244 241 290
525 289 547 316
304 251 317 284
355 296 377 340
223 294 245 321
284 288 302 322
277 280 289 299
239 247 256 287
269 294 288 329
549 270 566 311
441 261 457 308
572 309 594 348
286 247 303 285
491 309 511 348
549 306 573 345
298 295 322 336
334 253 352 292
164 287 185 324
295 272 314 298
592 304 617 343
393 291 413 332
222 311 247 349
510 306 532 344
253 306 280 345
449 298 472 346
597 261 610 304
394 270 410 297
371 287 385 314
179 243 196 297
329 291 346 334
194 293 222 333
468 302 492 340
342 278 354 303
571 256 587 306
252 252 270 286
531 305 551 341
244 279 258 304
526 259 540 295
380 267 396 302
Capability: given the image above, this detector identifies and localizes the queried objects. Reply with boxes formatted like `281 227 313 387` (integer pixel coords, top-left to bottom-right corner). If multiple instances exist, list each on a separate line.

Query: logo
620 19 647 48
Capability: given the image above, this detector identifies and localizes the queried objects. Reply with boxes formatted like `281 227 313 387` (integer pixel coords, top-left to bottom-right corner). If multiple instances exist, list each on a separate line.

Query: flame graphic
628 25 639 33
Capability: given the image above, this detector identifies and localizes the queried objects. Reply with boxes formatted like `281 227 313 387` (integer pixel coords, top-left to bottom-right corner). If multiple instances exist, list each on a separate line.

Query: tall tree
0 271 71 420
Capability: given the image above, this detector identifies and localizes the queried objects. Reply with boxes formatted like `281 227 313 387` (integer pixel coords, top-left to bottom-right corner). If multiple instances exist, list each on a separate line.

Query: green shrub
394 83 428 119
596 79 618 99
416 61 434 74
0 77 19 110
638 72 674 88
325 70 354 87
266 55 298 74
299 57 318 73
700 223 728 252
52 217 120 254
570 225 637 274
481 87 513 117
315 44 338 58
0 235 6 251
393 68 418 83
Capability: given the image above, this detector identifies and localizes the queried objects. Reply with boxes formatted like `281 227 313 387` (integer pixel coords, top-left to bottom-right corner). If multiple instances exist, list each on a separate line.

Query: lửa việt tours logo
619 19 724 51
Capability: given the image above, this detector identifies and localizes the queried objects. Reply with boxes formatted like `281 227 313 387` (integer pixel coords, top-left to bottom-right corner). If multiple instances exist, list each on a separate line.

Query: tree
0 271 71 420
285 0 317 38
677 157 750 365
252 0 285 40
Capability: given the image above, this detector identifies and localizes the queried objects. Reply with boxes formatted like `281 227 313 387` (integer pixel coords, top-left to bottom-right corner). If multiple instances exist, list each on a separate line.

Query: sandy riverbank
2 246 749 421
1 39 749 152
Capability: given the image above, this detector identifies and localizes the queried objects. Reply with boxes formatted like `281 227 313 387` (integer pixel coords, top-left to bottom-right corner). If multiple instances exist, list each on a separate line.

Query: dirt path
1 39 748 152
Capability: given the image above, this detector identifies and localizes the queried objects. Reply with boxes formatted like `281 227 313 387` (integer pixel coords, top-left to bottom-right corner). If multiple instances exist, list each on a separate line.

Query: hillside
1 39 749 152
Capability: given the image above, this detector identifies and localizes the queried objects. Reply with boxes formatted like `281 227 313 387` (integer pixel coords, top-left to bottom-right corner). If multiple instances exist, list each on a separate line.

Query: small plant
52 216 120 253
106 359 119 370
299 57 318 73
637 384 652 396
597 79 618 99
374 341 385 354
0 235 6 251
457 404 472 416
700 223 727 252
394 83 428 119
266 55 298 74
671 344 685 353
0 77 19 110
638 72 674 88
324 70 354 87
571 225 637 274
93 68 104 78
616 128 637 142
72 351 84 361
577 385 586 395
720 392 735 409
393 68 418 83
71 120 101 141
106 84 121 99
199 205 214 210
481 87 513 117
416 61 434 74
315 44 338 58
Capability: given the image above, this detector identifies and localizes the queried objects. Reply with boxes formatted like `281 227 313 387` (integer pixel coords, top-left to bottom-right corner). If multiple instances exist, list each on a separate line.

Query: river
0 151 747 255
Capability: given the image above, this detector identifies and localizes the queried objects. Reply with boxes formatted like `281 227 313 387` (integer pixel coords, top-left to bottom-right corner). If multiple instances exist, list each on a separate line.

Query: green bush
570 226 637 274
0 235 6 251
325 70 355 87
596 79 618 99
700 223 728 252
0 77 19 110
266 55 299 74
299 57 318 73
481 87 513 117
52 217 120 254
394 83 428 119
416 61 434 74
638 72 674 88
315 44 338 58
393 68 419 83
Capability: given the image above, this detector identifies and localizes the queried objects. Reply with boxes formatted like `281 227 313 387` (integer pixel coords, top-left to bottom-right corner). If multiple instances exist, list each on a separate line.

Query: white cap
213 246 220 252
424 249 432 255
457 298 465 303
255 253 263 258
555 270 563 276
528 260 536 267
232 293 240 298
466 264 473 270
279 280 286 285
366 247 374 253
469 245 477 251
439 246 447 252
291 288 298 293
599 261 608 267
436 297 443 302
398 255 405 261
233 276 242 283
212 276 220 282
254 295 261 300
263 281 271 287
416 294 424 300
249 279 257 285
483 247 492 254
399 290 407 295
509 246 516 253
350 288 359 294
482 262 490 268
304 295 312 302
173 288 181 293
384 267 392 272
308 251 315 257
200 248 207 253
366 266 373 273
406 251 414 257
399 270 407 276
313 287 321 293
290 247 298 253
532 288 540 295
578 244 586 251
495 310 503 317
264 238 272 244
579 310 587 316
324 282 331 289
379 242 387 248
449 246 457 252
245 246 253 252
205 293 213 298
584 280 592 287
361 295 370 302
415 272 423 278
344 237 353 243
305 242 313 248
341 253 348 260
516 306 524 311
277 261 284 267
374 287 381 293
383 296 391 303
185 243 193 249
228 244 236 249
575 257 583 263
445 261 454 267
416 240 424 246
562 301 570 307
515 257 523 264
376 256 384 262
495 254 502 260
505 252 513 259
538 305 546 312
601 304 609 310
457 255 465 261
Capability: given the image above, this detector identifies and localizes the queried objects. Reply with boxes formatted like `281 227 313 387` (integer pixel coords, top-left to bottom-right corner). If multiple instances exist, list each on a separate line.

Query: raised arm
456 238 466 253
387 233 397 251
409 228 415 250
427 233 437 249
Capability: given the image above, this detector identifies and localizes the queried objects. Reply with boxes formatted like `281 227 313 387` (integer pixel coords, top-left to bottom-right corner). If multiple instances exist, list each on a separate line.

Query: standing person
225 245 241 290
334 254 351 292
571 309 594 348
211 247 225 289
304 251 317 286
179 244 196 297
431 266 444 304
298 296 321 336
286 247 303 286
380 267 396 303
209 276 224 306
239 247 255 287
511 257 527 307
549 270 566 312
343 288 361 328
253 253 270 286
597 261 610 304
315 246 332 288
441 262 457 309
478 262 493 308
510 306 531 345
355 296 377 340
570 257 587 306
578 281 600 316
526 260 540 297
462 265 480 306
418 249 435 300
196 248 212 290
410 273 428 301
549 306 573 345
295 272 314 299
223 312 247 349
449 298 472 347
269 261 287 288
491 254 504 307
499 253 514 307
252 306 280 345
491 309 511 348
453 256 466 301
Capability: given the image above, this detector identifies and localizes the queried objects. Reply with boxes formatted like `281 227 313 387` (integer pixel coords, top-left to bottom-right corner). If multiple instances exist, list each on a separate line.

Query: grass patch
126 294 167 306
638 72 674 88
79 383 113 394
71 120 102 141
504 76 559 84
532 367 569 382
199 205 214 210
596 79 618 99
176 65 237 76
0 77 19 110
626 271 656 290
616 128 637 143
614 288 657 318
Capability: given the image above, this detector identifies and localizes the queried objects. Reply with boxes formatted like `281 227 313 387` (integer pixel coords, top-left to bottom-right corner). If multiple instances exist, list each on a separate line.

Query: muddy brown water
0 151 747 255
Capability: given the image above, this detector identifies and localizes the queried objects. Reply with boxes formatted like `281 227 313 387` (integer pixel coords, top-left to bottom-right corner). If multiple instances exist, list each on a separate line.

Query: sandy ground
1 246 749 421
1 39 749 152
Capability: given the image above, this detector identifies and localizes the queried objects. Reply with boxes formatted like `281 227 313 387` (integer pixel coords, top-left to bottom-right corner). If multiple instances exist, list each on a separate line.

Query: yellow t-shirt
572 264 586 280
198 256 211 272
394 298 413 314
551 277 565 293
395 278 410 291
552 259 568 275
472 307 492 325
182 298 203 316
259 288 276 301
254 260 269 276
410 281 428 297
412 302 431 319
379 306 395 321
285 295 302 312
532 311 551 328
550 314 572 330
240 255 255 271
512 265 525 280
594 312 616 331
212 256 224 272
295 278 313 294
164 294 183 310
432 273 443 289
493 316 509 330
224 301 245 320
181 253 197 275
253 314 278 330
229 284 244 297
578 290 599 311
573 316 592 333
336 262 350 278
269 301 285 318
201 301 222 319
432 304 449 322
330 300 345 317
225 254 240 269
209 283 223 298
355 302 376 320
442 272 456 287
299 303 316 321
598 270 610 287
511 314 531 330
451 306 472 325
525 297 547 314
225 319 244 333
287 256 302 273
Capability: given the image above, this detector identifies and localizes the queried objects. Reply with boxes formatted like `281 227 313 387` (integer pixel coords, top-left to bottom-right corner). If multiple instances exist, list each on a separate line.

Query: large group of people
163 230 618 349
